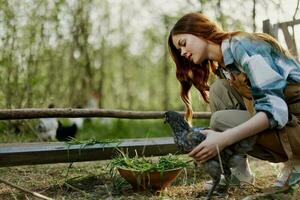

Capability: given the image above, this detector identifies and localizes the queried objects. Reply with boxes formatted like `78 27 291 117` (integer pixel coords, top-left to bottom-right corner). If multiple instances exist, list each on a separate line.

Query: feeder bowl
117 167 183 191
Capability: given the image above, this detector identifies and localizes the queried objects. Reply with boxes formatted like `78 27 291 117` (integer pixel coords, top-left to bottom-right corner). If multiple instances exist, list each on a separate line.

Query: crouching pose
167 12 300 191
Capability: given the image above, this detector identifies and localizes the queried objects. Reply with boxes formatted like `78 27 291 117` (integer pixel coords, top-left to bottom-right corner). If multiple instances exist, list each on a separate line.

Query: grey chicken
164 111 257 199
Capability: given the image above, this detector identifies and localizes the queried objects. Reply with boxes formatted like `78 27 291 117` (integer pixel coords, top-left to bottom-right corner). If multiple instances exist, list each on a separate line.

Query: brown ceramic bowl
117 167 183 191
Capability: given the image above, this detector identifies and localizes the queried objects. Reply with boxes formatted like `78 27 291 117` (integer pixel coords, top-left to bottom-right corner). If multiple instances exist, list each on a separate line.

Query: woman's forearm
223 111 270 146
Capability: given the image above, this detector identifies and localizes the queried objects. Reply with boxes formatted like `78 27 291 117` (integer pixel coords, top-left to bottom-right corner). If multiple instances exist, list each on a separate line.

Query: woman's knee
210 110 250 131
210 110 227 131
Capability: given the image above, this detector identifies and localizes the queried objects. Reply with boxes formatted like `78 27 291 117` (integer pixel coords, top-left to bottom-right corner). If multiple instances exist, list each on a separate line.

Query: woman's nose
180 48 187 57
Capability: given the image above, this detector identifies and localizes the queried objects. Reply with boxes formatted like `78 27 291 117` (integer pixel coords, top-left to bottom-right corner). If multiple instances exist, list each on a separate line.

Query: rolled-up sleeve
230 38 288 129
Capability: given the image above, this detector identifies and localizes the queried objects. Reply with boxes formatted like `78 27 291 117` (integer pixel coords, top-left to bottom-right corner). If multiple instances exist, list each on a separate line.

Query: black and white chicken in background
37 104 82 141
164 111 257 199
37 118 80 141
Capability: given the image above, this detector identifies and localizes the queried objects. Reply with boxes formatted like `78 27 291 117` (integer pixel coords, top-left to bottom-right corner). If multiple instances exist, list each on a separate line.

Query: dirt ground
0 156 299 200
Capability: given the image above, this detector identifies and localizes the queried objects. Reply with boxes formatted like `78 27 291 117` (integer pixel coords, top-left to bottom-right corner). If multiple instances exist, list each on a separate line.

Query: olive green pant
209 79 289 163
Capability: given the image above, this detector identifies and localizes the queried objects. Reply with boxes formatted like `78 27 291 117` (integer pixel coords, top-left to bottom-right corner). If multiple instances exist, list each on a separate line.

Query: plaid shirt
221 36 300 129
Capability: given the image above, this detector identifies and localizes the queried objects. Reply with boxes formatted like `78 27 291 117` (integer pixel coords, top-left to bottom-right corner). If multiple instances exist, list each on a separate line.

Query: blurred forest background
0 0 299 141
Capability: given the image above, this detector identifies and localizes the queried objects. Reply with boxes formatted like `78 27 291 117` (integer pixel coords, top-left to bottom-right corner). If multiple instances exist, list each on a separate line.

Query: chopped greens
109 151 190 173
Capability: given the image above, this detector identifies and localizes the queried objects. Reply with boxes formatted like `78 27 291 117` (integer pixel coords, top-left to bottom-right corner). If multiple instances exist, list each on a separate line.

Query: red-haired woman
168 12 300 188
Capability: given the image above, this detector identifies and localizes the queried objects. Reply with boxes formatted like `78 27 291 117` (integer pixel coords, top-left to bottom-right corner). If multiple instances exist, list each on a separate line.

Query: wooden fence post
263 19 278 39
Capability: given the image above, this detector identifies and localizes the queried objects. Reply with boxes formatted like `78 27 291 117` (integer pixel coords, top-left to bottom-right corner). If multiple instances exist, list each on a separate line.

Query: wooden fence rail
0 137 178 167
0 109 211 120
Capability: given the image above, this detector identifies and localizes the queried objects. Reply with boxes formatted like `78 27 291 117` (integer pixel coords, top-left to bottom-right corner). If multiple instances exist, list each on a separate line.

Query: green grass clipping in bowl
109 151 190 173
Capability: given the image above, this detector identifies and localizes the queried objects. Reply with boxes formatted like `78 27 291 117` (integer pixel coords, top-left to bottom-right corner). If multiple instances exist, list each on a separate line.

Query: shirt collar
221 38 234 66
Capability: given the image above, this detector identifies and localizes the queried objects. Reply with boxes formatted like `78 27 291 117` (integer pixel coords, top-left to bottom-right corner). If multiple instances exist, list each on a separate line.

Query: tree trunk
162 16 170 110
252 0 256 32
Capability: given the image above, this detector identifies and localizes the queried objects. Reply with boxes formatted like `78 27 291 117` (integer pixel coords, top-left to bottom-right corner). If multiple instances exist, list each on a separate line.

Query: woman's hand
188 112 269 163
188 129 229 163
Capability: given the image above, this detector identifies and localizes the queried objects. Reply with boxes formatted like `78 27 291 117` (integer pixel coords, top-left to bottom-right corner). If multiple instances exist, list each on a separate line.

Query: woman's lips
184 53 193 62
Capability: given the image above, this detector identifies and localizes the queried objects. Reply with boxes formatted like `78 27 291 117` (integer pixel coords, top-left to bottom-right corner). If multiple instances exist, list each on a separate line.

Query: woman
168 12 300 187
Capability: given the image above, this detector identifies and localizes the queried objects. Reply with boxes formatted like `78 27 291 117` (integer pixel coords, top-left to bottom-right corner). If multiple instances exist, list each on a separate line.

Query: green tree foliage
0 0 276 112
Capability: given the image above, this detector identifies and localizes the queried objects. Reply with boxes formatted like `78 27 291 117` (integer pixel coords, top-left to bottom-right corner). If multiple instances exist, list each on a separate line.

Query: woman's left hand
188 129 228 163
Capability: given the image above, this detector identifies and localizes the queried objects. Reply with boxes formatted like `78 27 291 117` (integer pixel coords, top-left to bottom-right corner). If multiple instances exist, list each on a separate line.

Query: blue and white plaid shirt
221 36 300 129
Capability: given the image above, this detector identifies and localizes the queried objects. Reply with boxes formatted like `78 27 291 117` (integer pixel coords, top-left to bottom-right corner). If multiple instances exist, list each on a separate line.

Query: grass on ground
1 119 300 199
1 157 299 200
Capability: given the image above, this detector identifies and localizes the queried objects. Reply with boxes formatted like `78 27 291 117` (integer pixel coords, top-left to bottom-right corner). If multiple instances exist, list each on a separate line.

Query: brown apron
230 73 300 163
279 83 300 160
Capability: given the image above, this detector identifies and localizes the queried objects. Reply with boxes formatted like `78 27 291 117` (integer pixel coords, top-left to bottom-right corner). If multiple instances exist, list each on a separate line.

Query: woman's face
172 33 208 64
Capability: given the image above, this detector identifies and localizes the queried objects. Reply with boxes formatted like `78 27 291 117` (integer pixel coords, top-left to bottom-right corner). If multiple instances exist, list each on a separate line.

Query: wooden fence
263 18 300 58
0 109 211 167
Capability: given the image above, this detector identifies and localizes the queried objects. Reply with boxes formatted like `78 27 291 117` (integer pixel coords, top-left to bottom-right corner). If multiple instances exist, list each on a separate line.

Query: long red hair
168 12 290 124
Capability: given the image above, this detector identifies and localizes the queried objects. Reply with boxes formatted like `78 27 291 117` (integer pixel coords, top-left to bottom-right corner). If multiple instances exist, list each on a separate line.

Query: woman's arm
188 111 269 163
